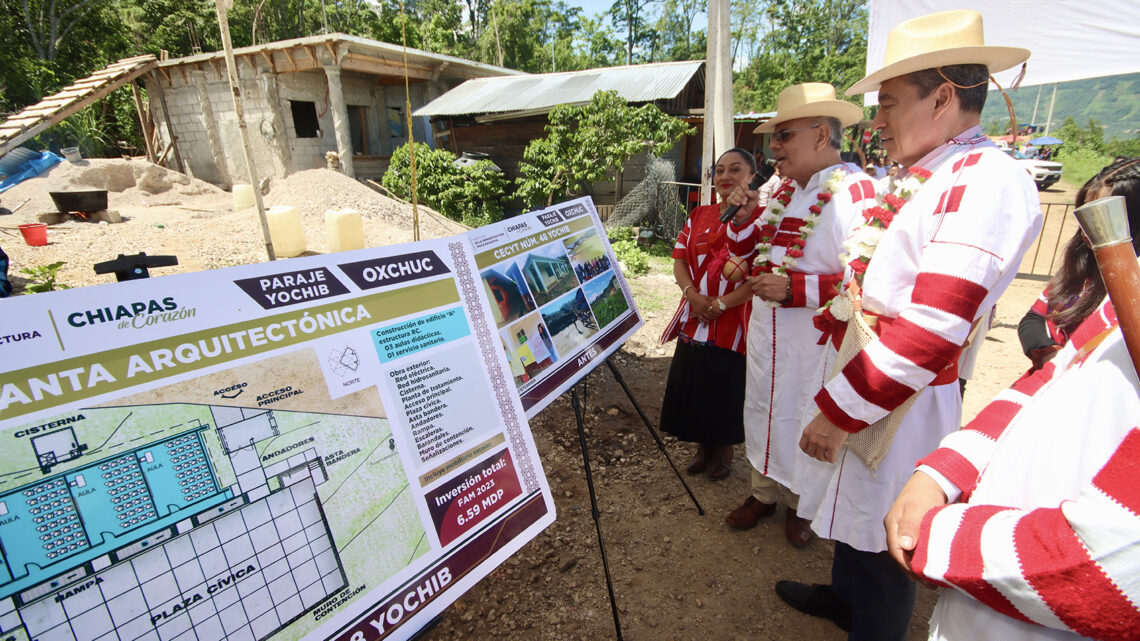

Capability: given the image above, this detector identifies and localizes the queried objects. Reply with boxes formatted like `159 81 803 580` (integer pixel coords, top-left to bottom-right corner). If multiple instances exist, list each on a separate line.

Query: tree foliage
732 0 867 113
515 90 693 207
382 142 509 227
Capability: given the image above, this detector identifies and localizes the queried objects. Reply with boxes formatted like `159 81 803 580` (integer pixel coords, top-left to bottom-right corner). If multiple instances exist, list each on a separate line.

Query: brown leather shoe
685 444 710 475
784 508 815 548
725 496 776 529
706 445 733 480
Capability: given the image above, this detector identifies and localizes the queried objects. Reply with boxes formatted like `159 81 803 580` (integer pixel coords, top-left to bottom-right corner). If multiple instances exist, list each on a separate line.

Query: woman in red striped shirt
659 148 759 480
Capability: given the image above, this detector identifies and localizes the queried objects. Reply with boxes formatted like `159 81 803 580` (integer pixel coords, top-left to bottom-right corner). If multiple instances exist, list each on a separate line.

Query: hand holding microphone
719 172 765 224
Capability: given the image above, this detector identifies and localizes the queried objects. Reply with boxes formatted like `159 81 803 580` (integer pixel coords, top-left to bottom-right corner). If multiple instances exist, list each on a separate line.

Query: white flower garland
753 168 848 307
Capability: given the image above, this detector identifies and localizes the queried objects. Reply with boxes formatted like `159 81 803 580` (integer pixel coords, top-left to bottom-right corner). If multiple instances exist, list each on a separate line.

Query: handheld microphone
719 173 766 224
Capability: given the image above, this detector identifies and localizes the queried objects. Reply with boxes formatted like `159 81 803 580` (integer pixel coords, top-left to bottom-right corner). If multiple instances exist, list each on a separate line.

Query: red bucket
18 223 48 246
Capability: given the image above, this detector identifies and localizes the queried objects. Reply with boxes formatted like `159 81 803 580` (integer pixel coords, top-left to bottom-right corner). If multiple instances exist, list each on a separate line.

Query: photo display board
0 197 641 641
467 197 643 417
0 238 556 641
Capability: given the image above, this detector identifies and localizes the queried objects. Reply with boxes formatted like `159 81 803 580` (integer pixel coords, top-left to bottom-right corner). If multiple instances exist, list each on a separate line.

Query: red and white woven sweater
814 130 1044 433
913 298 1140 641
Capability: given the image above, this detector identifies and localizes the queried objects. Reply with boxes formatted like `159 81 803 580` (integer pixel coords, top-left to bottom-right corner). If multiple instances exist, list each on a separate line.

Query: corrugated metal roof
414 60 703 117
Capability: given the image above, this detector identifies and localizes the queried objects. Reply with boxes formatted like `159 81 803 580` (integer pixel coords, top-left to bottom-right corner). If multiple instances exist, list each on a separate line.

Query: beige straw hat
754 83 863 134
846 9 1029 96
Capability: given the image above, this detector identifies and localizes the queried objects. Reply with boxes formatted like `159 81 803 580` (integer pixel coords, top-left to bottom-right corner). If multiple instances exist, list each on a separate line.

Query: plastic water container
61 147 81 162
232 183 255 211
267 205 306 257
325 209 364 253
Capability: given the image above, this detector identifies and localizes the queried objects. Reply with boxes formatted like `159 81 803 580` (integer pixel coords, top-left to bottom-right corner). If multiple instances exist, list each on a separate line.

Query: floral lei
822 165 932 323
752 168 848 308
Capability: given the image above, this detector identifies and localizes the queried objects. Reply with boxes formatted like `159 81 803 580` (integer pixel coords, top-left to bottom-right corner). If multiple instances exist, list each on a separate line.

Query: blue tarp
0 151 63 194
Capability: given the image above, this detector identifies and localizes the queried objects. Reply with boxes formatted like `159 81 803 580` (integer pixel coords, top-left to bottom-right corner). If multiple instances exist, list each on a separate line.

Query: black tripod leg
605 358 705 515
570 384 624 641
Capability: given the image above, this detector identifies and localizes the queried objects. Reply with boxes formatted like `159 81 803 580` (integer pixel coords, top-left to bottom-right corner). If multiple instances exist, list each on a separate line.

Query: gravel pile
1 161 469 293
265 169 468 241
1 158 230 216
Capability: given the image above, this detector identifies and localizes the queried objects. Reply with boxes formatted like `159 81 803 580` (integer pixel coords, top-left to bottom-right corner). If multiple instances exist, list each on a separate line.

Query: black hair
717 147 758 173
1046 157 1140 334
903 64 989 114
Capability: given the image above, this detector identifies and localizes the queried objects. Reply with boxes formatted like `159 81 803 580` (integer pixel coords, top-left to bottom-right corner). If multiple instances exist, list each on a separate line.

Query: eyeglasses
772 124 821 143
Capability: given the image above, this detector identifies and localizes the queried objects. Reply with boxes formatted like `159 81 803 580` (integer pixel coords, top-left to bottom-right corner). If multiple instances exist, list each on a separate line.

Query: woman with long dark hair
1019 157 1140 368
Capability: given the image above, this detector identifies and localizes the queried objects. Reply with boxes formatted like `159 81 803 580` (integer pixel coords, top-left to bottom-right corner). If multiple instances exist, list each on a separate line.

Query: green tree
732 0 867 112
608 0 656 65
515 89 694 207
382 142 509 226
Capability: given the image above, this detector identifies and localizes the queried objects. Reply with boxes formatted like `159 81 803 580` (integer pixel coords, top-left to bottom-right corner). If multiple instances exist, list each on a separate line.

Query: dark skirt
659 336 745 446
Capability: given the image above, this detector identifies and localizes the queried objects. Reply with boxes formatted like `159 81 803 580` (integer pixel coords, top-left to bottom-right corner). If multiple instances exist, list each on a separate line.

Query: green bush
20 262 71 293
382 142 509 226
610 239 649 276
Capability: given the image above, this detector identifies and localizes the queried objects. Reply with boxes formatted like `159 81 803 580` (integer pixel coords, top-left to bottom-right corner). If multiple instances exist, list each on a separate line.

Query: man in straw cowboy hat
774 10 1044 639
720 83 876 548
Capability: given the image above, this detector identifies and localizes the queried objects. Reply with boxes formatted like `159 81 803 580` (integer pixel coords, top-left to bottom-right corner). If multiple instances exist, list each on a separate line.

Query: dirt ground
0 161 1077 641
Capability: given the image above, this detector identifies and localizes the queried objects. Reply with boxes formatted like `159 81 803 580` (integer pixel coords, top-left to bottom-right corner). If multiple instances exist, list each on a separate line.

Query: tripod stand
568 355 705 640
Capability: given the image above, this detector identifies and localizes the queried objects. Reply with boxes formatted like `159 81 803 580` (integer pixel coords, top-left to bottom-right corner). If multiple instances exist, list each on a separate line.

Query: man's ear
815 121 830 151
931 83 956 120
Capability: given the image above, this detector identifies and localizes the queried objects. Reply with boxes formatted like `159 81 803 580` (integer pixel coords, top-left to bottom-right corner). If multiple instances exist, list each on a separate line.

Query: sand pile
265 169 468 240
1 158 229 215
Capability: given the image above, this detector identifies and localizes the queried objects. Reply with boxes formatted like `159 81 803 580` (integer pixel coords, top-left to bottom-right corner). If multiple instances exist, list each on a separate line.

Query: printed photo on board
539 289 599 357
480 261 537 328
500 313 559 388
581 270 629 328
562 229 611 284
518 243 578 308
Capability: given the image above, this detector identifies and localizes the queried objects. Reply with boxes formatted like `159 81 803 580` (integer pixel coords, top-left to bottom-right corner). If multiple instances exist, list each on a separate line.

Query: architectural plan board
0 237 555 641
468 196 644 417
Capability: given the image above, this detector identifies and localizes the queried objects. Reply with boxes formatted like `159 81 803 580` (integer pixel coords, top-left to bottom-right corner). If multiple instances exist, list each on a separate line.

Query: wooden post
712 0 732 157
323 66 356 178
214 0 275 261
148 71 185 173
129 82 156 162
700 0 717 206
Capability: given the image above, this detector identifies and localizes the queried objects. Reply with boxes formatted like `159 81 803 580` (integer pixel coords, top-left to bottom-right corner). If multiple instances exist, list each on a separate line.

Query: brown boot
725 496 776 529
706 445 733 480
685 444 710 475
784 507 815 548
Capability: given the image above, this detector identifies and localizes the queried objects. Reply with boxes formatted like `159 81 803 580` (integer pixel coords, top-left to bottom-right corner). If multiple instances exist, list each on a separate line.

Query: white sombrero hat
754 83 863 134
846 10 1029 96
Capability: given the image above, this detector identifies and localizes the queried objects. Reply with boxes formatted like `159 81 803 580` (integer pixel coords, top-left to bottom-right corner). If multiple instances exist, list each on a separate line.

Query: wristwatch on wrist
715 298 727 311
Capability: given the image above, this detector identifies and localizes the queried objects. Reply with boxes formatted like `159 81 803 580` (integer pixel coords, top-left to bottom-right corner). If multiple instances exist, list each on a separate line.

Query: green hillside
981 72 1140 140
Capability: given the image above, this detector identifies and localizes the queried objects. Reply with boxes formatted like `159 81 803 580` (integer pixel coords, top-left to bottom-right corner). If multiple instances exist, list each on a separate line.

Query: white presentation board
468 197 643 417
0 235 565 641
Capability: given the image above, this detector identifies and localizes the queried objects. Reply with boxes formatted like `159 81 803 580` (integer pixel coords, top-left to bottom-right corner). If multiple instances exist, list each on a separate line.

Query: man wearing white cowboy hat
721 83 876 548
775 10 1044 640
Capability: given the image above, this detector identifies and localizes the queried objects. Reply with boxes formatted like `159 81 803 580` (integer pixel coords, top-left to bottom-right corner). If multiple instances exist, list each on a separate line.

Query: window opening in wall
387 106 406 139
348 105 368 155
290 100 320 138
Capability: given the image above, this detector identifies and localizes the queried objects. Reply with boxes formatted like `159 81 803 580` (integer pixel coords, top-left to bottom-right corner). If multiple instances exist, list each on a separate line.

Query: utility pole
700 0 733 205
214 0 276 261
1044 82 1059 136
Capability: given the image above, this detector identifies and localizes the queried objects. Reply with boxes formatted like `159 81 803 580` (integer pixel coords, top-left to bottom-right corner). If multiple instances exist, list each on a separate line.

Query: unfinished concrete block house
144 33 520 187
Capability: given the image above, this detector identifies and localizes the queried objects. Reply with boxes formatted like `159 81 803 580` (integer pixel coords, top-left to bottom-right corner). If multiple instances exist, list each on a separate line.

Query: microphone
719 173 766 224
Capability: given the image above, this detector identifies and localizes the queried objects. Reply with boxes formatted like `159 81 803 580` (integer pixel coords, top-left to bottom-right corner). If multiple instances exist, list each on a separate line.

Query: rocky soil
0 159 1073 640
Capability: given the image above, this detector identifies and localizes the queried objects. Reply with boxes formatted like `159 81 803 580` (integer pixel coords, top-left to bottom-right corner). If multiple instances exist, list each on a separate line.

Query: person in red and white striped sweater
887 296 1140 640
774 11 1043 641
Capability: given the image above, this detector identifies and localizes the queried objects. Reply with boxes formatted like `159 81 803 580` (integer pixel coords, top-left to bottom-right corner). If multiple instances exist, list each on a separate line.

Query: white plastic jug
267 205 306 257
325 208 364 253
232 183 255 211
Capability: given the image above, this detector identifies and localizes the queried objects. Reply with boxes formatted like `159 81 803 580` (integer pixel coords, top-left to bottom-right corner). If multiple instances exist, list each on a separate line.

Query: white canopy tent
863 0 1140 105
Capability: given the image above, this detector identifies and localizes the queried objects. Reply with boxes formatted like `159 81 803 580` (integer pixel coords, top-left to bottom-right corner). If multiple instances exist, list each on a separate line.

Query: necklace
752 168 848 308
840 165 931 284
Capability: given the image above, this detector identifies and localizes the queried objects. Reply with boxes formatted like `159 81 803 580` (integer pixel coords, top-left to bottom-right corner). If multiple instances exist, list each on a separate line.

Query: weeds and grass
19 261 70 293
1058 147 1112 188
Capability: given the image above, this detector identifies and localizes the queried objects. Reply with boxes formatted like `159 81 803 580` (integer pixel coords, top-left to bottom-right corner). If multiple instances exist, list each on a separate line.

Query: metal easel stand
566 354 706 639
